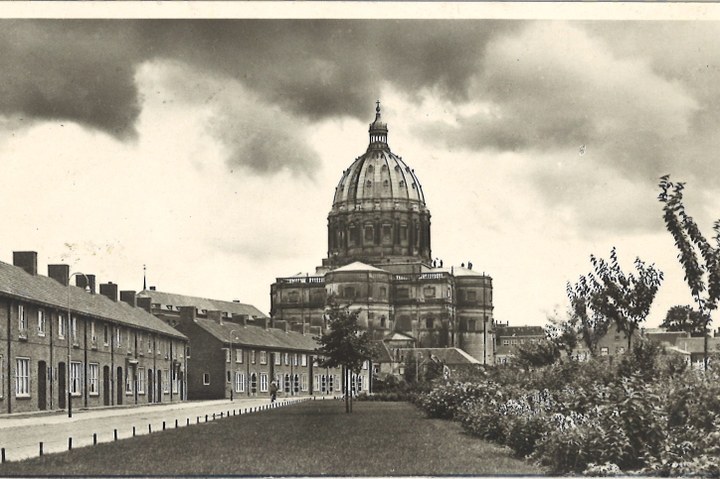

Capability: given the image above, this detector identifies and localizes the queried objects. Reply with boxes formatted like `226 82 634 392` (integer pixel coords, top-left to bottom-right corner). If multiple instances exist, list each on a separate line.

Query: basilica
270 103 495 364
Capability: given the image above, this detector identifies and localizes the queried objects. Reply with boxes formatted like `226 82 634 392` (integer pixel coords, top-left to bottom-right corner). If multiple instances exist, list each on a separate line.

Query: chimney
99 282 118 302
179 306 197 323
13 251 38 276
149 286 156 291
256 317 269 330
120 291 137 308
207 310 224 326
273 320 288 332
137 296 152 313
232 313 248 327
48 264 70 286
76 274 96 294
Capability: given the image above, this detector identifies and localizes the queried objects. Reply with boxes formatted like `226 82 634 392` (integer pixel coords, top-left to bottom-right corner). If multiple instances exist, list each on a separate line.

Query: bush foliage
414 341 720 476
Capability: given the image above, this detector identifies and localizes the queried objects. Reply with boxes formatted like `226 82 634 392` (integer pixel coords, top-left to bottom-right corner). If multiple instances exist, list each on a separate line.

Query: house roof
137 289 266 318
398 347 481 365
194 318 319 352
383 331 415 342
0 260 185 339
370 340 393 363
496 326 545 337
673 337 720 355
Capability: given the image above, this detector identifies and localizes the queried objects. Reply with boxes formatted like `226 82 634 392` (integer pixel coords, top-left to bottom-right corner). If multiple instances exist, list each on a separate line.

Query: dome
331 102 427 212
325 102 432 268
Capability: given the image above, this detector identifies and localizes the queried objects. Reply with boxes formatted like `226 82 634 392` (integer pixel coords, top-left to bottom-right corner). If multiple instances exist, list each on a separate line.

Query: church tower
324 102 432 270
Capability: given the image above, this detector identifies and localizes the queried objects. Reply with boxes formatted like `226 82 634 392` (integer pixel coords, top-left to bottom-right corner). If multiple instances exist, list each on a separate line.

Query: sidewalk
0 396 310 462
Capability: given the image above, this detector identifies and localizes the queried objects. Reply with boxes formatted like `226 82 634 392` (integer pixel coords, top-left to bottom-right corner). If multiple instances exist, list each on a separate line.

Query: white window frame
284 352 290 365
0 354 4 398
163 370 170 393
71 316 78 344
274 352 281 366
292 353 298 366
88 363 99 396
125 368 133 395
260 351 267 365
116 327 122 348
236 348 243 364
90 320 96 343
301 354 307 367
18 305 27 333
260 372 268 392
137 367 145 395
172 369 179 394
250 350 256 364
58 315 66 339
70 361 82 396
203 373 210 386
235 372 245 393
328 374 334 392
301 373 308 391
15 357 30 397
103 324 109 346
37 310 46 336
225 349 231 363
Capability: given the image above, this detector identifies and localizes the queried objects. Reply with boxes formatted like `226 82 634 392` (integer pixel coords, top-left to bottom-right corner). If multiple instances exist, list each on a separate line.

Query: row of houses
1 251 370 416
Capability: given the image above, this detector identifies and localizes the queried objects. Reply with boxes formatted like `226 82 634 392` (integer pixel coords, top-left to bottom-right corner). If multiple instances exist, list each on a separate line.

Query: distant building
0 251 188 415
494 323 545 364
270 103 495 364
138 289 370 399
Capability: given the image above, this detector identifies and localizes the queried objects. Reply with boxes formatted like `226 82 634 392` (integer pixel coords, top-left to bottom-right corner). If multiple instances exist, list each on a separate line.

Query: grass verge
0 400 543 476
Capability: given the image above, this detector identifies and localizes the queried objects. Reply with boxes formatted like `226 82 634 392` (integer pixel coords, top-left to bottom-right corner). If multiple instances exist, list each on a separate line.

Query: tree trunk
344 366 349 413
704 332 709 371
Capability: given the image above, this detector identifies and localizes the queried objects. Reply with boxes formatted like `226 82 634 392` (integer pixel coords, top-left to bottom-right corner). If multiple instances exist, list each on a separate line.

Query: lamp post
67 272 90 418
229 329 237 401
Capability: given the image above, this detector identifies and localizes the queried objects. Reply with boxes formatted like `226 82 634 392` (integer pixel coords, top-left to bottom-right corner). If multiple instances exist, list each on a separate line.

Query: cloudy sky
2 9 720 328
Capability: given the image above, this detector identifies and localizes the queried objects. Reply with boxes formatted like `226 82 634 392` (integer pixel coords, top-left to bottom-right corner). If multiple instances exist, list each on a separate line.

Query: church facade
270 104 495 364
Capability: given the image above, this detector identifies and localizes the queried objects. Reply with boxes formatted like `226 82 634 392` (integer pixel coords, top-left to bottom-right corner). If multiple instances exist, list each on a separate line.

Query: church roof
332 261 388 273
331 103 427 209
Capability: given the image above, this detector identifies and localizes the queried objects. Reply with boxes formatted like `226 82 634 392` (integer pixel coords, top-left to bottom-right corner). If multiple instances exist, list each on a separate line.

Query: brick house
0 251 188 415
136 289 371 399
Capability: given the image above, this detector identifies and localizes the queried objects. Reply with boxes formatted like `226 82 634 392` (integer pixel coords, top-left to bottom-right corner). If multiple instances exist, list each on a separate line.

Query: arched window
250 373 257 394
321 375 327 393
294 374 300 393
328 374 334 392
284 374 291 393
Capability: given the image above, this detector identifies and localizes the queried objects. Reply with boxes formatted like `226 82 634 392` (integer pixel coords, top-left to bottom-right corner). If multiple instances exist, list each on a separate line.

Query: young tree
661 305 708 337
658 176 720 369
315 305 372 413
565 248 663 354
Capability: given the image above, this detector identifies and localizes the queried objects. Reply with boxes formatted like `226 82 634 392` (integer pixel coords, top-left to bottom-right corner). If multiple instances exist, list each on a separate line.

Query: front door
38 361 47 410
148 369 153 403
103 366 110 406
58 362 66 409
116 367 123 405
157 370 162 403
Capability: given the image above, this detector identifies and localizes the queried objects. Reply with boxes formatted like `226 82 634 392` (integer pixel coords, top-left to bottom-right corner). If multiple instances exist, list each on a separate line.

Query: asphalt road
0 396 311 462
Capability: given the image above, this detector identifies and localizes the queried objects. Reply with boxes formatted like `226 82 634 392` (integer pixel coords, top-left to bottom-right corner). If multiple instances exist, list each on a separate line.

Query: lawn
0 400 544 476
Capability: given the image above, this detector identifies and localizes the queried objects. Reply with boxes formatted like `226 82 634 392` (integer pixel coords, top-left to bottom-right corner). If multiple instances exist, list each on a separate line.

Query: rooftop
138 289 266 318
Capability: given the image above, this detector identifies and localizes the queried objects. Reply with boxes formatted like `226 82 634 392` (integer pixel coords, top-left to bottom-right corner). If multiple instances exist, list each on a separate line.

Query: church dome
325 102 432 268
331 102 427 211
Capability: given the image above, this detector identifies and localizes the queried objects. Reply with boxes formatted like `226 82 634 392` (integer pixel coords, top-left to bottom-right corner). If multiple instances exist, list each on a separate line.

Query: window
203 373 210 386
260 351 267 365
164 370 170 393
396 288 409 299
126 328 131 350
294 374 300 393
425 317 434 329
137 367 145 395
466 290 477 301
328 374 334 392
235 372 245 393
70 361 82 396
357 375 364 392
18 305 27 334
274 352 281 365
125 368 133 395
138 332 143 352
172 369 179 394
37 310 46 336
287 291 299 303
502 339 510 346
301 354 307 367
364 225 374 242
382 224 392 242
468 320 477 332
58 315 66 339
320 375 327 393
90 321 96 343
400 224 408 241
284 352 290 365
116 327 122 348
103 324 109 346
250 373 257 393
0 355 4 398
260 373 268 392
227 370 231 383
301 373 308 391
225 349 231 363
148 334 153 353
363 360 369 370
250 350 256 364
236 348 243 363
293 353 298 366
71 316 78 344
15 358 30 397
284 374 291 393
423 287 436 298
600 347 609 356
88 363 99 395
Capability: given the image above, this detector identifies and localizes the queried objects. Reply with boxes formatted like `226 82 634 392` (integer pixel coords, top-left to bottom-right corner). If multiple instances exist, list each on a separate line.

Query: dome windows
399 180 405 188
366 180 372 188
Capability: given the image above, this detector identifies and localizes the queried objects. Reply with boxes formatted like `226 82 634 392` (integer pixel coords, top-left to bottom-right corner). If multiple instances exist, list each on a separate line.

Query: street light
67 272 90 418
229 329 237 401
